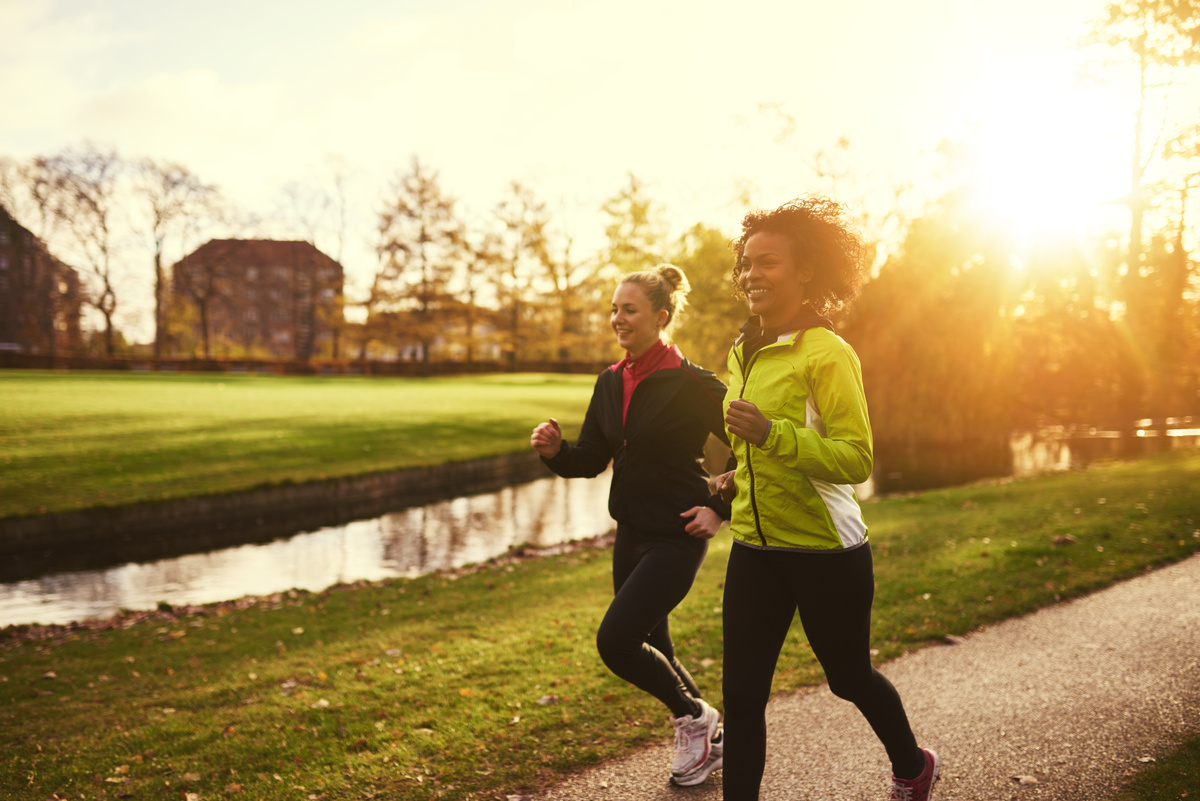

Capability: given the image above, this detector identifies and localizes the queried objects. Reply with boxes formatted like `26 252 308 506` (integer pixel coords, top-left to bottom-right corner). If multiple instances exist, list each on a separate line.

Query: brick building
171 239 344 360
0 204 83 354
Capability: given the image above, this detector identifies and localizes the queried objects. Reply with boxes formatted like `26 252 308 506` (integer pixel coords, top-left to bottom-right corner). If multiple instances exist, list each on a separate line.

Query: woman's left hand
681 506 723 539
726 399 770 447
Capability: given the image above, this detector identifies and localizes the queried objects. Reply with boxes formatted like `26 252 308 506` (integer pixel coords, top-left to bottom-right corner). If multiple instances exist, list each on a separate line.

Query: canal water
0 469 613 628
10 425 1180 629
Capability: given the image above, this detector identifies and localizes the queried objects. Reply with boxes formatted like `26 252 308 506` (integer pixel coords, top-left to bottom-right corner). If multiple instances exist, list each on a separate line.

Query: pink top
611 339 683 425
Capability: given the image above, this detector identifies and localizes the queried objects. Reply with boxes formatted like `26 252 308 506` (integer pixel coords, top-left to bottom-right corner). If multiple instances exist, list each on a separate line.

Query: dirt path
531 553 1200 800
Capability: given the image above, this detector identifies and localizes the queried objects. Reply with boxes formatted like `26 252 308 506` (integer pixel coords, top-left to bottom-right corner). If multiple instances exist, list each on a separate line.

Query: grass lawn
0 370 597 519
0 451 1197 800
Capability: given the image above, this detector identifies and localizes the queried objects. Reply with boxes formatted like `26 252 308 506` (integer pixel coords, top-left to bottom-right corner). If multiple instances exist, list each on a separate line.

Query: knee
722 678 770 720
826 665 876 703
595 620 637 666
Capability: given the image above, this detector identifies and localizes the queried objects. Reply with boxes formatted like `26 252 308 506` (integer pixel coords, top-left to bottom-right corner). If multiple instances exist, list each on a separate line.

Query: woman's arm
737 340 872 485
538 375 614 479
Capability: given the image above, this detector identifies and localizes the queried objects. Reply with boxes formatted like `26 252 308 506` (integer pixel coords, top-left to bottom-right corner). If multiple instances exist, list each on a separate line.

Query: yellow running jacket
724 321 873 552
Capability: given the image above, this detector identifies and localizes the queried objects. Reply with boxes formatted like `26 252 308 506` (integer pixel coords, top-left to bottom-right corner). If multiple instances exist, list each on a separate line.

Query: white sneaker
669 699 720 778
670 727 723 786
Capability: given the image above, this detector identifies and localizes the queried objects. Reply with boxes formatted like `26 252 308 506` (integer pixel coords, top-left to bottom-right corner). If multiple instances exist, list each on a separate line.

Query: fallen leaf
42 672 56 680
1139 756 1156 763
943 635 966 645
459 687 477 697
510 715 521 725
112 765 130 775
537 695 558 705
292 627 304 635
1012 775 1038 785
311 699 330 709
183 771 201 781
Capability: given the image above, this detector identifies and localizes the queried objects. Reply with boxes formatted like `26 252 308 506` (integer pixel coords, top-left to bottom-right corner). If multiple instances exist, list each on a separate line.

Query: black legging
722 541 923 800
595 524 708 719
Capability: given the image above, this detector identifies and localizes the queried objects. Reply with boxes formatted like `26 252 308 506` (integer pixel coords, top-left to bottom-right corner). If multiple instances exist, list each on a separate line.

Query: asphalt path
529 552 1200 801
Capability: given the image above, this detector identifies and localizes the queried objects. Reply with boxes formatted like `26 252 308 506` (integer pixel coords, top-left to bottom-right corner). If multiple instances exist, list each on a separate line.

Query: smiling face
611 281 667 357
737 230 811 328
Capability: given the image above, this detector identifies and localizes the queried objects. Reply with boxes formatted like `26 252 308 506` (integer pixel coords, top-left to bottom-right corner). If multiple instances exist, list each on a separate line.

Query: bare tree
1086 0 1200 450
134 159 218 358
494 181 554 368
173 239 236 359
47 144 125 357
461 227 506 364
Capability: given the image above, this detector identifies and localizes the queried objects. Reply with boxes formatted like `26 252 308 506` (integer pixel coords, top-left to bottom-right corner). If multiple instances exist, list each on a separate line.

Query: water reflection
0 470 612 628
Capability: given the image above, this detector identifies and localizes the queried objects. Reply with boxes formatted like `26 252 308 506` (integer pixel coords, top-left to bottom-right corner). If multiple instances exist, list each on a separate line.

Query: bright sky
0 0 1155 336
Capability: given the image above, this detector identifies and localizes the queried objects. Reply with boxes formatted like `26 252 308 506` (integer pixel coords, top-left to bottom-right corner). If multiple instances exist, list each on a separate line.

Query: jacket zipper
736 344 769 547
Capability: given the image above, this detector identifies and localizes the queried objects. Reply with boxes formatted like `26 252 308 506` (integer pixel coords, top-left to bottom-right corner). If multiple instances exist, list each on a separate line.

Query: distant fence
0 352 611 376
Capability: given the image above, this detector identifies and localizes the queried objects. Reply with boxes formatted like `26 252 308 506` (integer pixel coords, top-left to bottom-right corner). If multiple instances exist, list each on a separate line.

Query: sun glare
959 62 1130 249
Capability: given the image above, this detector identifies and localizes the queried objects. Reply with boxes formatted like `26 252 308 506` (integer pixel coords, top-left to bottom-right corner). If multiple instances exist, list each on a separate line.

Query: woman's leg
646 618 702 700
721 544 803 801
596 526 708 718
790 544 925 779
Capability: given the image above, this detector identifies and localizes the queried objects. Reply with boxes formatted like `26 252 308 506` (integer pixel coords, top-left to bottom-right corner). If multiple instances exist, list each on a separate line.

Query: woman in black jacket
531 264 732 787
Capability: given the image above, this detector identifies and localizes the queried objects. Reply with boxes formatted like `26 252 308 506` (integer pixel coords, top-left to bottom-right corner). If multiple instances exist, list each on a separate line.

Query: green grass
0 370 596 519
1108 731 1200 801
1 451 1197 801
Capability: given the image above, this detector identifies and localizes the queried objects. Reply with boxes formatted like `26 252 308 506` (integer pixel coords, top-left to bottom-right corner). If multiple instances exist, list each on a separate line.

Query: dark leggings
722 541 923 800
595 524 708 718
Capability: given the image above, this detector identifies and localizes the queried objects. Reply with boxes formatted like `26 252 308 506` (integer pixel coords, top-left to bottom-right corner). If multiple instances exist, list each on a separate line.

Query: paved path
531 553 1200 800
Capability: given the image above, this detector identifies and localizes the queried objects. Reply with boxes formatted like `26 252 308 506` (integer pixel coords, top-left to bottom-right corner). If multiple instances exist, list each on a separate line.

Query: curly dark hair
731 196 865 316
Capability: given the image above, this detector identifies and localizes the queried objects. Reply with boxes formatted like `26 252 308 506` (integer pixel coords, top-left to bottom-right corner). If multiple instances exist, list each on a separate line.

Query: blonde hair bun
619 263 690 335
655 264 690 296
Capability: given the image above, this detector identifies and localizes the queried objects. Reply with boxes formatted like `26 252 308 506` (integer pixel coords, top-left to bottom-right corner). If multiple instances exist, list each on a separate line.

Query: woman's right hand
530 417 563 458
715 469 736 503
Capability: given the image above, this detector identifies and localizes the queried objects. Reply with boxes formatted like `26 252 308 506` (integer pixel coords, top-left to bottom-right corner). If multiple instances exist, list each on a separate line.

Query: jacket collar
736 308 834 350
611 339 682 376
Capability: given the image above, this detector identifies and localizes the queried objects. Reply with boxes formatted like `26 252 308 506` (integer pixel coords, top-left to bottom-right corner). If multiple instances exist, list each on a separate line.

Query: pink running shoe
889 749 940 801
669 698 719 779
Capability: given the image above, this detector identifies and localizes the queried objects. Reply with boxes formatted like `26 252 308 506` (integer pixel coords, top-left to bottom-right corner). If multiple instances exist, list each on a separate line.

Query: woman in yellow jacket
719 198 940 801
